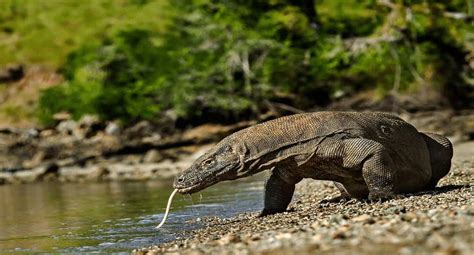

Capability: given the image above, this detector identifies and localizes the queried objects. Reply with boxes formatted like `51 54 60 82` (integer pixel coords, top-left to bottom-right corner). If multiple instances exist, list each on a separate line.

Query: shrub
38 0 473 126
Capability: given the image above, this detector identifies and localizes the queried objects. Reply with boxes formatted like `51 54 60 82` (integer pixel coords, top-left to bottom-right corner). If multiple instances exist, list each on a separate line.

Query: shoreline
0 110 472 186
134 141 473 255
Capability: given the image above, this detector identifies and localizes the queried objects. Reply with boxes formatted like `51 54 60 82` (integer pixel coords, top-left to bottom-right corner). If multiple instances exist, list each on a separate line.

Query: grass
0 0 169 127
0 0 169 68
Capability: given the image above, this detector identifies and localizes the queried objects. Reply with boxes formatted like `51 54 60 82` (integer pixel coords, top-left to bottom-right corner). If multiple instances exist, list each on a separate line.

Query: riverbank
0 115 254 185
0 110 473 185
134 140 473 255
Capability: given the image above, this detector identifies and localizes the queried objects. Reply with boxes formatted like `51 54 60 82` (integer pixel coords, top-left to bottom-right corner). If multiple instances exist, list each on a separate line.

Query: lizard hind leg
259 168 302 217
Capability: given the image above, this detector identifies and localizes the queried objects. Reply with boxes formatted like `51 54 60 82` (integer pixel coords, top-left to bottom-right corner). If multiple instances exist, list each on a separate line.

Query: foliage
35 0 473 125
38 29 164 124
0 0 169 67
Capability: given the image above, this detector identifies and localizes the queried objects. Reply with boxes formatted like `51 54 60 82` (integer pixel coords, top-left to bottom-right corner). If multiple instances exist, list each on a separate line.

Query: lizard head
421 132 453 188
173 141 242 194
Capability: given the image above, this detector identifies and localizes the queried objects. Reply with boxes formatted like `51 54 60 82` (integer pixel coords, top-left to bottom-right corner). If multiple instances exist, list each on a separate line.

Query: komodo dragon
172 111 453 216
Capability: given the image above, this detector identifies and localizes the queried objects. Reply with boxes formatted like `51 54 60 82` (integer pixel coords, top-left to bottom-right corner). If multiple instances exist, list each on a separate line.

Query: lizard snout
173 175 186 188
172 172 200 194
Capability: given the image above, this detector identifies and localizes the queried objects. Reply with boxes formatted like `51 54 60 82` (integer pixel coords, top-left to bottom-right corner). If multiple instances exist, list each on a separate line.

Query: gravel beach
135 140 473 255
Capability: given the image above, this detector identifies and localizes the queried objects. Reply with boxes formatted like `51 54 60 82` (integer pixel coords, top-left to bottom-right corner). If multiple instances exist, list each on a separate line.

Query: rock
59 165 108 182
312 234 323 242
142 133 162 144
0 64 24 82
89 133 121 151
78 115 102 137
105 121 121 135
331 230 346 239
388 205 406 214
242 234 261 243
329 214 346 223
310 221 320 229
275 233 293 240
0 127 18 134
401 212 416 221
0 172 13 184
127 121 154 138
25 128 39 138
40 129 55 137
104 161 189 181
216 234 239 245
351 214 375 224
56 116 103 139
56 120 77 136
52 112 71 121
143 149 163 163
182 124 230 143
123 155 142 164
37 164 59 181
12 166 45 183
22 151 45 168
78 115 99 128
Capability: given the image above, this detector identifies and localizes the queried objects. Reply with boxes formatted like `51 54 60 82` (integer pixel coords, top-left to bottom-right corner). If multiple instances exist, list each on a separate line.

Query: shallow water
0 176 265 253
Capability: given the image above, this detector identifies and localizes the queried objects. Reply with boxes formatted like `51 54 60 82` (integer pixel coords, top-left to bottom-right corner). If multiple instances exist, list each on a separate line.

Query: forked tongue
156 189 178 229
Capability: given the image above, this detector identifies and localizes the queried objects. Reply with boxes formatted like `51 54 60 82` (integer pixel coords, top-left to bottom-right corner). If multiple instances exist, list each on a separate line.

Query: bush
38 29 164 125
38 0 473 126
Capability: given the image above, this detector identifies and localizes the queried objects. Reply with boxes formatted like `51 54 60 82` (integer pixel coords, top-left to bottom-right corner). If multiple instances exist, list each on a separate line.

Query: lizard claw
258 210 272 217
320 195 350 204
368 191 396 202
258 208 285 217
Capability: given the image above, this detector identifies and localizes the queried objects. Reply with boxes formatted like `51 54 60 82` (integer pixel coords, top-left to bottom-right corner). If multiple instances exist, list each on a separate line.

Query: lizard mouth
175 179 218 194
176 185 199 194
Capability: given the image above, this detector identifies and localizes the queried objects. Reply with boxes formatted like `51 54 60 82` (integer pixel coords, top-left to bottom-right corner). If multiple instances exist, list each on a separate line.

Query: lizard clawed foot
258 208 286 217
320 195 350 204
368 191 399 202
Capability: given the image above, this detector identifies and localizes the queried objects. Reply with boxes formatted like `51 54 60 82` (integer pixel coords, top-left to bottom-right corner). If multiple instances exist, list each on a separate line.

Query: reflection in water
0 175 265 253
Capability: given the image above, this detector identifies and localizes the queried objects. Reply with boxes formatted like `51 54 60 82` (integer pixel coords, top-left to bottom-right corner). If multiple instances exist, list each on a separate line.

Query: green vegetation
0 0 169 67
2 0 472 126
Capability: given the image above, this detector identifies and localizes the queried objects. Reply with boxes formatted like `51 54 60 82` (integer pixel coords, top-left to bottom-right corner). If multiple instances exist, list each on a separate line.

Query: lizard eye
202 158 215 168
380 125 393 136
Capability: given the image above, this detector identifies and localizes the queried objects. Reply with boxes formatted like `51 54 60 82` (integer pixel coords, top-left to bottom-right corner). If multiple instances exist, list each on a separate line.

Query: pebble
351 214 375 224
134 145 474 255
216 234 239 245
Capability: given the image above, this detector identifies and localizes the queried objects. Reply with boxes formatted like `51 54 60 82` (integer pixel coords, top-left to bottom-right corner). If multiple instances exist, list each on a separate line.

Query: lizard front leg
342 139 398 201
361 146 398 201
260 167 302 217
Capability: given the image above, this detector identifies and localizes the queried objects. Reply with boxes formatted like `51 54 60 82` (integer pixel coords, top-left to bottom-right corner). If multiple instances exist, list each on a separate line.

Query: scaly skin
174 112 453 216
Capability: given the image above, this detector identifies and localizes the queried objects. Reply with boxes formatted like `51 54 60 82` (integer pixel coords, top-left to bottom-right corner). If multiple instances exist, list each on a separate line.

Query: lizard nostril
177 177 184 183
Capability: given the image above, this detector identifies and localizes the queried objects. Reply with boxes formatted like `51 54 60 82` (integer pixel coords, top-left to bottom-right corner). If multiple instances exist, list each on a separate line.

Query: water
0 176 265 253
